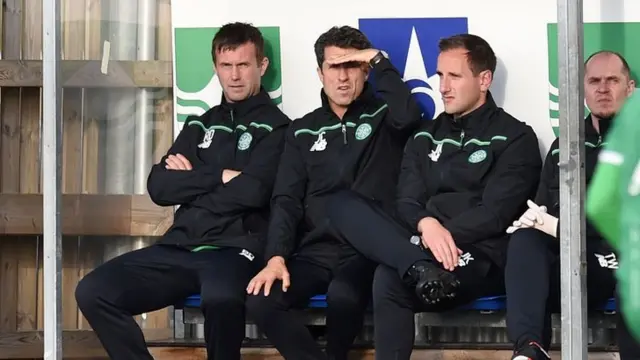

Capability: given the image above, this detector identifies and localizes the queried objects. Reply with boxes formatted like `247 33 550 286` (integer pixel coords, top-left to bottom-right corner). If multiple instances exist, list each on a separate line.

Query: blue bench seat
181 294 616 312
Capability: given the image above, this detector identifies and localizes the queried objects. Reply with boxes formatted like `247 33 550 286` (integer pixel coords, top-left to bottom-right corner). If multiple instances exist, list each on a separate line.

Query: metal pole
132 0 158 328
42 0 63 358
101 0 141 274
557 0 587 359
134 0 156 194
104 0 137 195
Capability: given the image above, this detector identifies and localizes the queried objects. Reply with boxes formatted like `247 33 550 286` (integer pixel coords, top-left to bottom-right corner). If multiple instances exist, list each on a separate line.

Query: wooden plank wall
0 0 175 336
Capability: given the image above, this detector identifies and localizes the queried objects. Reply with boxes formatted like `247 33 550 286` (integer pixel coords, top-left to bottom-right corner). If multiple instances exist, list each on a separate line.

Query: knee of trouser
75 273 105 315
200 287 244 314
507 228 550 257
327 279 370 312
245 294 279 324
372 265 404 308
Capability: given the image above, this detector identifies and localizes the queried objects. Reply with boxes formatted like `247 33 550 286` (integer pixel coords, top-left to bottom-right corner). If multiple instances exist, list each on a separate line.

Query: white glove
506 200 558 238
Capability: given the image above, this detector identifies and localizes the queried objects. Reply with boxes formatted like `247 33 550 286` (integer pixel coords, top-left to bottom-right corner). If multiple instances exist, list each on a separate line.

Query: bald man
504 51 636 360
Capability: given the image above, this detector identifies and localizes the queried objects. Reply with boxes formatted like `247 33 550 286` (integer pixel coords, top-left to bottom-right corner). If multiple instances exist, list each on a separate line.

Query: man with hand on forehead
245 25 422 360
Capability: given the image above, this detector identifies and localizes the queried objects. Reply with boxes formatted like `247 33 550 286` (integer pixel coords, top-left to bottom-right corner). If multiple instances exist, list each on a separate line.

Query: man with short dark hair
245 25 422 360
75 22 290 360
326 33 542 359
505 50 637 360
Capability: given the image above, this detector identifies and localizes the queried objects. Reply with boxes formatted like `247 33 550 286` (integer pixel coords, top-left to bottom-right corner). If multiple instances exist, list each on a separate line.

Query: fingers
175 154 192 170
326 55 351 64
165 154 193 170
247 277 264 295
262 277 276 296
165 155 183 170
445 234 459 271
433 242 448 269
437 239 455 271
506 226 518 234
282 270 290 292
423 236 442 263
520 214 535 227
521 209 542 226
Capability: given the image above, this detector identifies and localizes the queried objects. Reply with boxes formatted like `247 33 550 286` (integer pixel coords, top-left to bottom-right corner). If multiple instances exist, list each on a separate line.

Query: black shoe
512 342 550 360
407 261 460 305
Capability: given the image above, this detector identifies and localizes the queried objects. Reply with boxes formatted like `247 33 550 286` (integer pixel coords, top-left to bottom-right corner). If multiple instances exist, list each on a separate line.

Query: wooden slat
145 348 622 360
0 329 170 359
0 194 172 236
0 242 19 331
0 60 172 88
0 87 22 193
2 0 22 60
22 0 43 60
15 239 38 331
0 335 622 360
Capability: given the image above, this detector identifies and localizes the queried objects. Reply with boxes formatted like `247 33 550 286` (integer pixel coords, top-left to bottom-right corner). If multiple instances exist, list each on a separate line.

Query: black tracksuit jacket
534 115 612 248
397 94 542 268
148 89 290 255
264 57 422 267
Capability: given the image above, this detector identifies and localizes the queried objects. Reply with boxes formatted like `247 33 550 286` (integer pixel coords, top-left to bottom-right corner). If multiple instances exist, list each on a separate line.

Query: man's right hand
246 256 290 296
417 217 461 271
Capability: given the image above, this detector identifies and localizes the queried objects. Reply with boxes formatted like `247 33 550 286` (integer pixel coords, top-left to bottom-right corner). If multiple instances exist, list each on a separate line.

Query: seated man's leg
245 257 332 360
327 190 453 303
75 244 198 360
325 245 377 360
505 228 559 357
585 245 617 308
327 190 425 272
372 246 503 360
196 247 262 360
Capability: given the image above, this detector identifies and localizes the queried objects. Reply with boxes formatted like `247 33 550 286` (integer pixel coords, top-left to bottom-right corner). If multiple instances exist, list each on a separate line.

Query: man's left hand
222 169 241 184
326 49 380 66
507 200 559 238
165 154 192 171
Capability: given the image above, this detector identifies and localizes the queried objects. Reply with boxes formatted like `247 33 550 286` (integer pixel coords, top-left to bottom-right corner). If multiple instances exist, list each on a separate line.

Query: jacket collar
585 114 612 139
219 87 274 119
442 91 498 131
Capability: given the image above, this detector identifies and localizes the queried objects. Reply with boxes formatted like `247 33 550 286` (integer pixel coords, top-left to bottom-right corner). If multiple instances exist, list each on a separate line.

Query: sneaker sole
416 271 460 305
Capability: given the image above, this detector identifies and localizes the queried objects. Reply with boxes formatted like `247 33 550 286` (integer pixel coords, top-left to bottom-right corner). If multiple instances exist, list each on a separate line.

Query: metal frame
42 0 63 359
40 0 588 358
557 1 588 359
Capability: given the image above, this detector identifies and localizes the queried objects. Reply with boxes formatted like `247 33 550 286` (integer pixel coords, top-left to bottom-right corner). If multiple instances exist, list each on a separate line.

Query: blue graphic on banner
359 18 468 119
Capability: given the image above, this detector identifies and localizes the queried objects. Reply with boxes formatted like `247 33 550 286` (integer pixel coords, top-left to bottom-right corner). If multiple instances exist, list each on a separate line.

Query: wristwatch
369 50 388 68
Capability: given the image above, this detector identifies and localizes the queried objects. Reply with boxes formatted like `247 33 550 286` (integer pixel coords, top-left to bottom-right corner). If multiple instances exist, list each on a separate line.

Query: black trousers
245 243 376 360
75 244 261 360
505 228 619 350
327 191 505 359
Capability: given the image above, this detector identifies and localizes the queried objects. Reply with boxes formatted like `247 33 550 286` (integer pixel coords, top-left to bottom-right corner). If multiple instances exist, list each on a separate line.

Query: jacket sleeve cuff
371 55 394 73
413 210 436 233
264 244 291 262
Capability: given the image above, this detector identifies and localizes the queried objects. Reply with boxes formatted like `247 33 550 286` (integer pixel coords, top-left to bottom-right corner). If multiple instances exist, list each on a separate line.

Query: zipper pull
459 129 465 148
597 135 602 146
342 123 347 144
